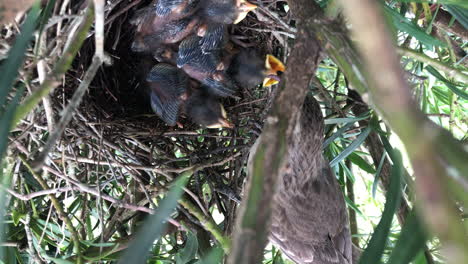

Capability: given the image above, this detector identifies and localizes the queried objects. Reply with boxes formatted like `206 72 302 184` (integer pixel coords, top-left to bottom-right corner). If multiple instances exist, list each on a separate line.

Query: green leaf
118 174 190 264
330 127 372 167
11 211 25 226
323 122 355 148
431 86 451 105
0 2 40 109
445 4 468 28
387 211 428 264
393 1 468 9
358 149 402 264
344 195 365 219
383 5 446 48
372 152 388 199
197 247 224 264
37 0 57 40
324 114 370 125
176 232 199 264
0 87 25 260
425 66 468 100
347 152 376 174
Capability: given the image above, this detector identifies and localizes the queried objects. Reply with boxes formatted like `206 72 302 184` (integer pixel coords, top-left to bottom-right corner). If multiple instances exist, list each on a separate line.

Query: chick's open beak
263 54 286 87
234 1 257 24
206 104 234 129
207 119 234 129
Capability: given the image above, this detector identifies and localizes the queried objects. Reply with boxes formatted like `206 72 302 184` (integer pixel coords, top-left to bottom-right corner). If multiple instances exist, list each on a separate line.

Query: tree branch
228 1 323 263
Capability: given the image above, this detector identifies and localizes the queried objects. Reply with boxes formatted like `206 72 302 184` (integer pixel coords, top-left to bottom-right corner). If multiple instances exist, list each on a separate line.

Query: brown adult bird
146 63 233 128
251 95 353 264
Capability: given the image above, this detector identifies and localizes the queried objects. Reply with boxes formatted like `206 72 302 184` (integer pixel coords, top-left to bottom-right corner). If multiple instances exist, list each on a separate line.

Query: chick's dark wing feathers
147 64 188 126
202 76 237 97
150 92 179 126
142 17 198 44
177 36 203 67
199 23 227 53
156 0 200 17
147 64 188 95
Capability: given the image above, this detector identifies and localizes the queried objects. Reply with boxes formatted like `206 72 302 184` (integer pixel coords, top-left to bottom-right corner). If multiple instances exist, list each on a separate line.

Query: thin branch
3 185 75 200
93 0 112 64
179 198 231 253
397 47 468 83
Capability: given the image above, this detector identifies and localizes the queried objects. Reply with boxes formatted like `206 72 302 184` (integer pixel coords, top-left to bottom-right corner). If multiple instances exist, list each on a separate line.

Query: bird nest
11 0 292 236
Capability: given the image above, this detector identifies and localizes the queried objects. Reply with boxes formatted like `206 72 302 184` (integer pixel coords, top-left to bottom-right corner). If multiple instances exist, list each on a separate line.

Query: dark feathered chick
131 1 200 52
195 0 256 53
200 0 257 25
155 0 200 18
146 63 189 126
227 49 285 88
184 87 234 128
196 23 228 54
177 36 238 97
147 63 233 128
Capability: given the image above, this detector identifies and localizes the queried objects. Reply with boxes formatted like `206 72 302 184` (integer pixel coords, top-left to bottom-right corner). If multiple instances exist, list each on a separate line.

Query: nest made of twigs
5 0 292 247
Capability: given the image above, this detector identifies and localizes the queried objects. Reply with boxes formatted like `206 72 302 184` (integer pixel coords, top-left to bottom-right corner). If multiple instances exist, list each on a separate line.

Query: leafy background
0 0 466 263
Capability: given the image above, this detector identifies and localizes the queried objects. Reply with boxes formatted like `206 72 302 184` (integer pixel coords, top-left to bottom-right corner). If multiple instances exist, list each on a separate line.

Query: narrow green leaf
344 195 365 219
0 87 24 163
445 4 468 28
323 122 355 148
330 127 372 167
348 152 376 174
379 134 397 164
37 0 57 36
372 152 387 199
425 66 468 100
118 174 190 264
0 86 25 262
431 86 451 105
340 161 356 182
358 150 402 264
0 2 40 109
387 211 428 264
324 114 370 125
383 5 446 47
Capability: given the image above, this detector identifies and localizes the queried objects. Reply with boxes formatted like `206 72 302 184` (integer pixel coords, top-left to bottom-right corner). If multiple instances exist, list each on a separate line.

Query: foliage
0 0 466 263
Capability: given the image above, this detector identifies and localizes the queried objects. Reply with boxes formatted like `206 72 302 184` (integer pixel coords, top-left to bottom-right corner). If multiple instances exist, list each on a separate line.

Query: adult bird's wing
269 95 353 264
